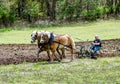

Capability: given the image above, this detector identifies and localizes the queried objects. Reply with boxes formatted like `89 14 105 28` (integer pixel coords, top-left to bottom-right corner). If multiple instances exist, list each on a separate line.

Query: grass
0 57 120 83
0 19 120 44
0 20 120 83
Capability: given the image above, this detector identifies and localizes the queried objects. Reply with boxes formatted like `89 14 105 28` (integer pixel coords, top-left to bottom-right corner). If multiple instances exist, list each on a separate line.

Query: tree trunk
115 0 118 15
17 0 26 18
118 0 120 14
2 15 8 27
45 0 56 21
51 0 56 20
110 0 114 14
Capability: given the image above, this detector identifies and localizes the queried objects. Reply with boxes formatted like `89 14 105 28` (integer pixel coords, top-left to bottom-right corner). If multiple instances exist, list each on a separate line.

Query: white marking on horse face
38 31 46 43
40 34 45 43
40 31 51 43
30 31 37 43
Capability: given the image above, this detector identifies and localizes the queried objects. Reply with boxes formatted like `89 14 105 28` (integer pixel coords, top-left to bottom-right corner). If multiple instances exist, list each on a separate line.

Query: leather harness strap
39 33 73 49
53 41 73 49
48 33 54 44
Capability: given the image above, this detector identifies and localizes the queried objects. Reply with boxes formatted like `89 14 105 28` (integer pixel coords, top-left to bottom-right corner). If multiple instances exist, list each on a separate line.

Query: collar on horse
48 33 54 44
53 41 73 49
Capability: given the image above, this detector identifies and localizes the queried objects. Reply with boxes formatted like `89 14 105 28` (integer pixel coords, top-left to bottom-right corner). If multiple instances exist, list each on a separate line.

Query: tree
23 0 40 22
0 0 17 27
45 0 57 21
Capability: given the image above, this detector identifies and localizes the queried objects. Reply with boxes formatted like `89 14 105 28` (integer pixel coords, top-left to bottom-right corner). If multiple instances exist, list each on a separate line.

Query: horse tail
70 37 76 49
65 34 76 49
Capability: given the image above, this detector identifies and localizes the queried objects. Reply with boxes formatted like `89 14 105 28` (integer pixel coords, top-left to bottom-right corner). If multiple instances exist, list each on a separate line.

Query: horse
31 30 45 47
30 30 61 62
40 31 76 62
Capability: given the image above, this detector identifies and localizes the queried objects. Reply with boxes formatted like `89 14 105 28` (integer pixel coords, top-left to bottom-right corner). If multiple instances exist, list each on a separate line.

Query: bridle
31 33 37 42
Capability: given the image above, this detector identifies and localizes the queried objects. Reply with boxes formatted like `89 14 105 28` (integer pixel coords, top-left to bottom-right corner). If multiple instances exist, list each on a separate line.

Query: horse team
30 30 76 63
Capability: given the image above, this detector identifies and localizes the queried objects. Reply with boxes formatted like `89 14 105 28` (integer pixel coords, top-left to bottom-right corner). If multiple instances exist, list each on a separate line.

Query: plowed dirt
0 39 120 65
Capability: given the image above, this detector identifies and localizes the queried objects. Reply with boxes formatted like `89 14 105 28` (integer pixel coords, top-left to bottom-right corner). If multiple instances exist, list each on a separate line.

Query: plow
75 38 93 58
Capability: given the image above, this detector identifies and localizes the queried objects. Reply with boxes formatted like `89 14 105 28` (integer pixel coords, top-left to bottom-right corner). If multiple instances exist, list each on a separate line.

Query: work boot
89 50 97 59
91 53 97 59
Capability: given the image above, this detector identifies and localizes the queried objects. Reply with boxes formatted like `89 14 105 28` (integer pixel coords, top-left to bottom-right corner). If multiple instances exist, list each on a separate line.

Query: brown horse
40 31 76 62
31 30 61 62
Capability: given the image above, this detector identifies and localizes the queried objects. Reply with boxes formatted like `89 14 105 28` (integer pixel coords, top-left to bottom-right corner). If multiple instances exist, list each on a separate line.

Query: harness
40 33 73 49
48 33 54 44
53 41 73 49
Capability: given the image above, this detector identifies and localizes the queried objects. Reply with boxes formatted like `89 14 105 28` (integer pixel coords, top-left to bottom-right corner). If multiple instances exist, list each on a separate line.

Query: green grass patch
0 57 120 83
0 28 12 32
0 20 120 44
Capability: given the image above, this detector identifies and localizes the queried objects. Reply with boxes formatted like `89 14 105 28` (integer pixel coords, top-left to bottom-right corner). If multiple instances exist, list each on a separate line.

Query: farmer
90 35 102 59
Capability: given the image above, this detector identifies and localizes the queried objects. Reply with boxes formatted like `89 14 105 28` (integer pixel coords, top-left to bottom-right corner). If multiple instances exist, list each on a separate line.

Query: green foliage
57 0 107 21
96 7 104 18
0 0 120 27
0 28 12 32
0 0 17 26
105 7 110 13
81 6 105 20
23 0 40 17
23 0 41 22
81 10 96 20
80 0 99 20
57 0 82 21
9 11 16 23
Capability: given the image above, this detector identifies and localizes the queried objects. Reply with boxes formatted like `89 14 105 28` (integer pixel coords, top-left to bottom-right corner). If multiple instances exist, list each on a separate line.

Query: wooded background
0 0 120 27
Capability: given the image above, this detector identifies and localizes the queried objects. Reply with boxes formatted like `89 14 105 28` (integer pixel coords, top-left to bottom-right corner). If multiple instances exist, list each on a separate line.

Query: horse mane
37 30 45 36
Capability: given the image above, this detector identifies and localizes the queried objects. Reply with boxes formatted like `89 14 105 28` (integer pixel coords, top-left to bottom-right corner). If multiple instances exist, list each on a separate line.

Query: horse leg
47 50 50 61
46 49 54 63
60 48 65 60
57 48 62 56
52 50 61 62
49 53 53 63
70 48 74 62
57 48 62 60
37 49 41 61
62 48 66 58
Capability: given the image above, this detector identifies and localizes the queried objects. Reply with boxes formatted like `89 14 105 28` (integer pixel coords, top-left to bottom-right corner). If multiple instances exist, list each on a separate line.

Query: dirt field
0 39 120 65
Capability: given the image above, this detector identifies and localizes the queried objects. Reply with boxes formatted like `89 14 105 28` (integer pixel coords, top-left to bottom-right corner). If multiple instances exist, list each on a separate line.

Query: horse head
40 31 54 44
30 31 38 43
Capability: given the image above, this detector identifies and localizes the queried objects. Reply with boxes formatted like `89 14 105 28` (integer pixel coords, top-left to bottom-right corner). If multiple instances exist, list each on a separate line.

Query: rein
53 41 73 49
40 40 73 49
